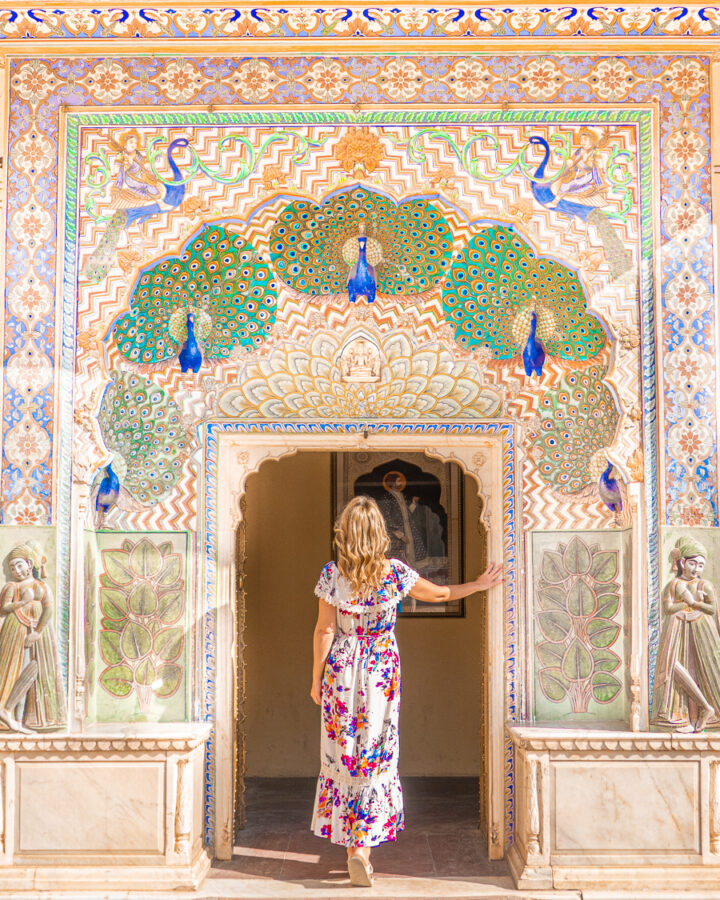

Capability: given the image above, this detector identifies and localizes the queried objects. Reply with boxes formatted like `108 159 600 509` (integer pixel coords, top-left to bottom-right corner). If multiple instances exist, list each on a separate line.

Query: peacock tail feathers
113 224 277 366
269 187 453 296
97 371 191 505
442 224 606 362
532 365 620 493
84 211 128 285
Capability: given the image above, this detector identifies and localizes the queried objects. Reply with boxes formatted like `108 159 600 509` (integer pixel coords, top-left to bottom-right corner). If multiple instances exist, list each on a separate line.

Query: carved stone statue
340 337 381 383
0 542 66 733
652 536 720 732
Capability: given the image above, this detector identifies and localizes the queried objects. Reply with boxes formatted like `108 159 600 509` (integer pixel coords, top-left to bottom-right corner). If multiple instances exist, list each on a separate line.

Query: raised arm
310 598 337 705
408 562 504 604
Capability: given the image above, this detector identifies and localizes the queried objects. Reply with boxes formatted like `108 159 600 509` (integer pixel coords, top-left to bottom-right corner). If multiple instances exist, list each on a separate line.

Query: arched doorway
207 423 514 862
237 450 490 853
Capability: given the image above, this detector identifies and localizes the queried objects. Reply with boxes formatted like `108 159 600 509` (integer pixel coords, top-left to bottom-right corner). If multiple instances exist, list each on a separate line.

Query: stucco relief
215 327 504 420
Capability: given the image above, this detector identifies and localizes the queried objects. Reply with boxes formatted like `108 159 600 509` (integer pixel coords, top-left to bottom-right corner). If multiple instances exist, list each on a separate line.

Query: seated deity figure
0 542 66 733
652 537 720 732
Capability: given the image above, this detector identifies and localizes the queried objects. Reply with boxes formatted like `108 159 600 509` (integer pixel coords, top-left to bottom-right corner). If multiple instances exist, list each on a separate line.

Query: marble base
0 725 211 892
0 853 210 891
508 726 720 892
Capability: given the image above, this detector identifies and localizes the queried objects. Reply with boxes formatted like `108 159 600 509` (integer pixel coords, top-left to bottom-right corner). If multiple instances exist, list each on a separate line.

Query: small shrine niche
338 334 382 384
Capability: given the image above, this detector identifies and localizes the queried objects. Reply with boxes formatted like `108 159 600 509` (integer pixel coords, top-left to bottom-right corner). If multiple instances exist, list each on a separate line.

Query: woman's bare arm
310 598 337 704
408 562 504 604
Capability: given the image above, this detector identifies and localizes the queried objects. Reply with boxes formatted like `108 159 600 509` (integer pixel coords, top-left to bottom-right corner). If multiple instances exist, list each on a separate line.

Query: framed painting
333 452 464 617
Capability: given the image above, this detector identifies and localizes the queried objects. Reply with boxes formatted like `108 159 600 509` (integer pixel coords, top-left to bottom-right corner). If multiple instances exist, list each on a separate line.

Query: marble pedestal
508 725 720 892
0 724 211 891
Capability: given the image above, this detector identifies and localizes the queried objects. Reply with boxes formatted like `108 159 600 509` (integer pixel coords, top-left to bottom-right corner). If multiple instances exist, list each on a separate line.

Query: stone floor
193 776 576 899
225 776 507 881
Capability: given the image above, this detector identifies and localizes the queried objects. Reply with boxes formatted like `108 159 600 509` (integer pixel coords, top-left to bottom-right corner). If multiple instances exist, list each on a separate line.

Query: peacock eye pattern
269 187 453 297
113 224 277 366
97 371 191 505
533 366 620 493
441 224 606 363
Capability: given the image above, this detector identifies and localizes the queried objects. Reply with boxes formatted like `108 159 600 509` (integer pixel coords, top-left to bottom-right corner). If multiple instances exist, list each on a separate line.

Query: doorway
210 424 510 863
235 451 494 871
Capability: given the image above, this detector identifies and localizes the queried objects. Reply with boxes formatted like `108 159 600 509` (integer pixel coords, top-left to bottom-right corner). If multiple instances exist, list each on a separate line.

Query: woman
109 130 167 209
652 536 720 732
310 495 503 886
546 128 609 209
0 541 66 733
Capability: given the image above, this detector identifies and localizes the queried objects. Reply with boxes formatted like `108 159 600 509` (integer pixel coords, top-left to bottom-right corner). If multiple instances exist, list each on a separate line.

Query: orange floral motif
627 448 644 483
261 165 287 190
429 164 456 189
183 196 205 217
334 128 384 175
76 323 103 352
116 247 142 274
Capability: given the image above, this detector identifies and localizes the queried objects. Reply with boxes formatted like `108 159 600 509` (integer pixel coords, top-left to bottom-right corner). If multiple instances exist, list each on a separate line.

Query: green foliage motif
535 535 623 713
98 537 185 711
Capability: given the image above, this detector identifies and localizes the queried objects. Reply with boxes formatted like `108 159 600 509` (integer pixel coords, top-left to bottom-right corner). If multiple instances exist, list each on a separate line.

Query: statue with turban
652 535 720 732
0 542 66 733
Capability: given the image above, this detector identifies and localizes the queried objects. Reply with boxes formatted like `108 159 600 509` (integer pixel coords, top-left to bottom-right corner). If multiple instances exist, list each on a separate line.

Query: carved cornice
507 725 720 755
507 726 675 753
0 728 211 755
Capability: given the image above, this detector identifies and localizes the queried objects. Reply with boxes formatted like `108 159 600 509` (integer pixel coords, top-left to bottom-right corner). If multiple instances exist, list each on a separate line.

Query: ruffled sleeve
314 561 338 606
390 559 420 596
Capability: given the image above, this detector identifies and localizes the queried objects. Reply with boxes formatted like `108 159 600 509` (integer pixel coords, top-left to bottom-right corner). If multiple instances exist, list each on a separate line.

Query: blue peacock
113 224 277 371
269 187 454 300
346 223 377 303
442 224 606 377
532 365 623 511
94 371 192 515
84 138 189 284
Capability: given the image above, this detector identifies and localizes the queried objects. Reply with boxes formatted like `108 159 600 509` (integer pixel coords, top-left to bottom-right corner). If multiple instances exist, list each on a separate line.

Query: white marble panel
17 762 164 853
552 761 699 853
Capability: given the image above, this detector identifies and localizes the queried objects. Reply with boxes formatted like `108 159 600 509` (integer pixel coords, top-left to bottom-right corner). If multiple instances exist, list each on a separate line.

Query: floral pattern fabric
311 558 419 847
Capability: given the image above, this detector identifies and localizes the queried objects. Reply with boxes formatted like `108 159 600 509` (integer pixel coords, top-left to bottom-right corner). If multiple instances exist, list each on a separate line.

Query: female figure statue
652 536 720 732
0 543 66 733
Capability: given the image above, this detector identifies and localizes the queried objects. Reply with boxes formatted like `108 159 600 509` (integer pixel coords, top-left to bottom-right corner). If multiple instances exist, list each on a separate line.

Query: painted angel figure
83 134 188 283
0 542 66 733
528 128 632 279
109 129 173 212
652 537 720 733
546 127 616 209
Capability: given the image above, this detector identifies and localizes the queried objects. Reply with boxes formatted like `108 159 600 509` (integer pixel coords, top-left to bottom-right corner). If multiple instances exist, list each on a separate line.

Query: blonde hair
335 495 390 597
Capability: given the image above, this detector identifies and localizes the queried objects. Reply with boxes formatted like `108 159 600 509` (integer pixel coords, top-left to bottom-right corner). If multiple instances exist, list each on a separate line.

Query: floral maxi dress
311 559 418 847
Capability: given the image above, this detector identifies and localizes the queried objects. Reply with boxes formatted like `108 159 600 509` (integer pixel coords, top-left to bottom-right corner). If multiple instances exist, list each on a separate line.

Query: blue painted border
203 420 517 849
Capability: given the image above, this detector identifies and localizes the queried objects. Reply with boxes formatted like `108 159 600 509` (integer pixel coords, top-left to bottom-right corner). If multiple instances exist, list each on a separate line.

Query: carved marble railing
0 725 211 891
508 725 720 892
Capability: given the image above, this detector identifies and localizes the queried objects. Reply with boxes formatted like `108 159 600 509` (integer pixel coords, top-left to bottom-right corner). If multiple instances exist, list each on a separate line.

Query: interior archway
234 449 494 874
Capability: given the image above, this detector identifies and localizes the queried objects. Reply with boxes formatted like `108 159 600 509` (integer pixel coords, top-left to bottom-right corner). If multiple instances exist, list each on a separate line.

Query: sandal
347 855 374 887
